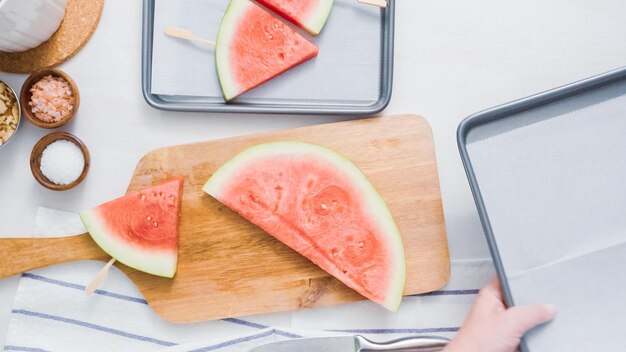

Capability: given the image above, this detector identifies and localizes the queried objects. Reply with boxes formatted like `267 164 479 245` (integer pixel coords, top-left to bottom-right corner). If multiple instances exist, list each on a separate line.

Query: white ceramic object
0 0 68 53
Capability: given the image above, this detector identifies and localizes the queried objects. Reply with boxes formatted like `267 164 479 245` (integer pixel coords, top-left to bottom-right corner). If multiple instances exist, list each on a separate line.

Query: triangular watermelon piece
80 177 183 278
203 142 406 311
216 0 319 101
256 0 334 35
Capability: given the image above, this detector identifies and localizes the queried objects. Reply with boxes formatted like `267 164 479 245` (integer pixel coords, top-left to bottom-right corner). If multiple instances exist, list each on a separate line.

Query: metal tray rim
457 65 626 352
141 0 395 115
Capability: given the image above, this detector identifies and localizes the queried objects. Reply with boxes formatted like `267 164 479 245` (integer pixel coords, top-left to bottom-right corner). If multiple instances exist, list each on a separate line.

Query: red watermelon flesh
256 0 334 35
80 177 183 278
203 142 406 311
216 0 319 101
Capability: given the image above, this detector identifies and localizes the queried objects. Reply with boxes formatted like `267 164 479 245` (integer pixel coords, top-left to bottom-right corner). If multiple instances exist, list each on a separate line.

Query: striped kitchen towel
3 207 494 352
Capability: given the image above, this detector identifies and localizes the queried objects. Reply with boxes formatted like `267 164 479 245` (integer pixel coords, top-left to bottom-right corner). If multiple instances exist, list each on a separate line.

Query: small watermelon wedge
216 0 319 101
80 177 183 278
203 142 406 311
256 0 334 35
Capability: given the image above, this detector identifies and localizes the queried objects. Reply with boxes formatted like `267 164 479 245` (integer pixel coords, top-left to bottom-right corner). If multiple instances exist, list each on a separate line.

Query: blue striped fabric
187 330 279 352
5 207 493 352
9 271 477 351
4 346 50 352
17 272 308 334
8 267 486 351
15 271 473 343
12 309 177 347
21 273 149 304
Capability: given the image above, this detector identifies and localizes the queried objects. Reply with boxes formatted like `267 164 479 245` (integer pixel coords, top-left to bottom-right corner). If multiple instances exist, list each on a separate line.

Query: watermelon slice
203 142 406 311
80 177 183 278
216 0 319 101
256 0 334 35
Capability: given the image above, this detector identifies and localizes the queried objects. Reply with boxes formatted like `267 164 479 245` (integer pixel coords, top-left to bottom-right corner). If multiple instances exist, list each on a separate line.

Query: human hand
443 277 555 352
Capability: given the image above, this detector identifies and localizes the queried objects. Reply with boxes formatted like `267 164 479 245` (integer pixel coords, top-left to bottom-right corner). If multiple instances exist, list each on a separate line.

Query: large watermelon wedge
216 0 319 101
203 142 406 311
80 177 183 278
256 0 334 35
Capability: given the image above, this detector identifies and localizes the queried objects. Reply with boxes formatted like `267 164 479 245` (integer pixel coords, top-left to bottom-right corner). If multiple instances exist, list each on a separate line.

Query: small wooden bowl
20 69 80 129
30 132 90 191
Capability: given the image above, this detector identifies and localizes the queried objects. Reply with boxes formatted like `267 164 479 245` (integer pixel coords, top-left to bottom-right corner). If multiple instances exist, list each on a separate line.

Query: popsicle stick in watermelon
358 0 387 8
85 257 116 295
203 142 407 311
256 0 334 35
216 0 319 101
79 177 184 280
164 26 216 46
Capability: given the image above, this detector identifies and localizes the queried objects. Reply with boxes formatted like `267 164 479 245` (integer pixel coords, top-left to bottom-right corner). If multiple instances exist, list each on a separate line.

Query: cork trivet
0 0 104 73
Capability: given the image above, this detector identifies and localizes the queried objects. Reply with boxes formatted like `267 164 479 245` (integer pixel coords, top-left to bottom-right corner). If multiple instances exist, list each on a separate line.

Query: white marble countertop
1 0 625 348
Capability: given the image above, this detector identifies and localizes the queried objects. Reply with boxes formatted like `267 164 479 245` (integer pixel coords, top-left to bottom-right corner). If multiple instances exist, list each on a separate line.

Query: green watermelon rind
215 0 250 102
302 0 334 35
80 209 178 278
203 141 406 311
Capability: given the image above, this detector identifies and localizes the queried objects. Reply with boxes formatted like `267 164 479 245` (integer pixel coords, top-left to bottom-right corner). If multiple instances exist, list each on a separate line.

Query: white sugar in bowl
30 131 90 191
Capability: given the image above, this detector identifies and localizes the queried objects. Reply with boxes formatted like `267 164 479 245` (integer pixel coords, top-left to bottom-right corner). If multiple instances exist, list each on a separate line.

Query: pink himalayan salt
29 75 74 123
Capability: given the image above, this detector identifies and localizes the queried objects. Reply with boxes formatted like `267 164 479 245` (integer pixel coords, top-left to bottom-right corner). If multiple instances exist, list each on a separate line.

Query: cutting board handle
0 234 107 278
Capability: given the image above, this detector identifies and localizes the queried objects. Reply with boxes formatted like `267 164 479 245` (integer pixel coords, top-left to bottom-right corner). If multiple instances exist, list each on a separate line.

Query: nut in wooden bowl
30 132 90 191
20 69 80 129
0 80 21 150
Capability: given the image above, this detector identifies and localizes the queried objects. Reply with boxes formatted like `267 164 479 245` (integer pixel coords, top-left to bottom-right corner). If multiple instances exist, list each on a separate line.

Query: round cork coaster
0 0 104 74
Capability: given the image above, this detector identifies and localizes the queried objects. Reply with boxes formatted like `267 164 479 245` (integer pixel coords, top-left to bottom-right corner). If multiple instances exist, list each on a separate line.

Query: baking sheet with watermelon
142 0 394 114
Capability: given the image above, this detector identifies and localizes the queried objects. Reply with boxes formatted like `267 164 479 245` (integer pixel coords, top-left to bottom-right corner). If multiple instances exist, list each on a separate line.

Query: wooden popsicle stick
164 26 216 46
0 234 107 278
85 258 116 295
358 0 387 8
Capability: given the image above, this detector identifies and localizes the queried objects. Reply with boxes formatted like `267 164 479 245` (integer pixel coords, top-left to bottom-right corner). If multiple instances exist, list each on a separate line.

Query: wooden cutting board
0 115 449 323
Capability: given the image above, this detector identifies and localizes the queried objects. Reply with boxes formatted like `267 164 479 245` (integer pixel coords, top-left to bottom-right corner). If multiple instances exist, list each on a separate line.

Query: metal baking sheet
458 66 626 352
141 0 394 115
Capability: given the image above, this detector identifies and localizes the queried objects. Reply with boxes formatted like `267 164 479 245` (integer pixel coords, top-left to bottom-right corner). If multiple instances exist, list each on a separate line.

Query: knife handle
356 335 449 352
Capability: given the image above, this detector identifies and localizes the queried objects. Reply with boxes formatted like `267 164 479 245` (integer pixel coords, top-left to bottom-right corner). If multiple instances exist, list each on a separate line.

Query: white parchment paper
151 0 382 104
466 81 626 351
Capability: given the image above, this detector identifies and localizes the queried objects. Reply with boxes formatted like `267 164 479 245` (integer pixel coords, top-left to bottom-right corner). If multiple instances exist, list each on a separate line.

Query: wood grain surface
0 114 449 323
0 234 107 278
